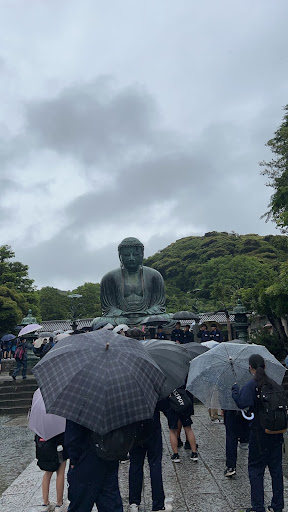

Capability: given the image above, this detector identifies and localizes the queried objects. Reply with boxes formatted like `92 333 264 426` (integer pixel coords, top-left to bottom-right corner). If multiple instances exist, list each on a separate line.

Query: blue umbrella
1 334 16 342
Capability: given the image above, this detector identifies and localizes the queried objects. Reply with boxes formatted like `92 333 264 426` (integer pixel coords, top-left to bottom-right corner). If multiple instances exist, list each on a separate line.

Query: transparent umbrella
186 342 286 410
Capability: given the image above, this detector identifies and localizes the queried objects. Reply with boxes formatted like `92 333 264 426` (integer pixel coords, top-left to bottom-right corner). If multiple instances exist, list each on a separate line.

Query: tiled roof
199 313 235 324
38 318 93 332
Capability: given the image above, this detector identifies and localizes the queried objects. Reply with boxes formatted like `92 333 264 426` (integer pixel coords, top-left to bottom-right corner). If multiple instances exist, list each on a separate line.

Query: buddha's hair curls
118 237 144 253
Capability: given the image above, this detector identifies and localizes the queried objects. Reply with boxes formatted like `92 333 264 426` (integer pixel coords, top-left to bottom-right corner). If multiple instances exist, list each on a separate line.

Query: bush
250 329 284 360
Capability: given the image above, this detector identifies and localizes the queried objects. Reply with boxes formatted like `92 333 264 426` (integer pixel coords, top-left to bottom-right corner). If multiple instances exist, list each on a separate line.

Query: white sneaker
239 442 249 450
55 505 67 512
129 505 139 512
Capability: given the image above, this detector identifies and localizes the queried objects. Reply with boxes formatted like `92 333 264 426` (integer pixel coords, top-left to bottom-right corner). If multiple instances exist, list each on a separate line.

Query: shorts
165 408 193 430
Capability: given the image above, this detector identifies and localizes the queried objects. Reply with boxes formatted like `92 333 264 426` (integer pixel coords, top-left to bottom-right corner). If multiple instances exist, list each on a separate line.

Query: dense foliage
261 105 288 233
145 232 288 355
0 245 40 334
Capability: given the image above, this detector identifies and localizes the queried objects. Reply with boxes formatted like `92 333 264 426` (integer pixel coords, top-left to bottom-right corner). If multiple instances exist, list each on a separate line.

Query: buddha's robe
92 266 169 327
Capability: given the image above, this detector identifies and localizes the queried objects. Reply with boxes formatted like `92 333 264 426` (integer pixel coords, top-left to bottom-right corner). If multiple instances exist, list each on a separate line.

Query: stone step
0 405 31 415
0 389 36 399
0 398 32 408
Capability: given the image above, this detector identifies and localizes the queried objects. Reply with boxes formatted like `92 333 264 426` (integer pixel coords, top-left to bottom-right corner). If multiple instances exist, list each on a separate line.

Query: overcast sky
0 0 288 290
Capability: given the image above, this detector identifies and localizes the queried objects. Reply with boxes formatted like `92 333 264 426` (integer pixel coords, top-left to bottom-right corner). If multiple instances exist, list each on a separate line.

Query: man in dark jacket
182 325 194 344
171 323 183 344
196 324 210 342
210 324 223 342
64 420 123 512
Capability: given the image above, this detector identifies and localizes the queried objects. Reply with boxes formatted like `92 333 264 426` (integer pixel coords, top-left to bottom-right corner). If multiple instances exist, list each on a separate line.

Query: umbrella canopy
228 338 248 344
143 339 191 397
186 342 286 411
1 334 16 342
32 330 166 435
113 324 129 334
19 324 42 336
172 311 200 321
142 315 171 326
93 320 113 330
37 331 55 339
182 342 209 359
201 340 220 349
55 332 71 342
28 388 66 441
33 337 48 349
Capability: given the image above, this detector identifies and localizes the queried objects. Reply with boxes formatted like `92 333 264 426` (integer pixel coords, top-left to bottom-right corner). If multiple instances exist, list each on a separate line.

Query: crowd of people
1 325 285 512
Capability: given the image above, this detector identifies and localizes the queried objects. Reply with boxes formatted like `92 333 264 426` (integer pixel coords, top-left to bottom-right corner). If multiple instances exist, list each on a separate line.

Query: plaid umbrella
32 330 166 435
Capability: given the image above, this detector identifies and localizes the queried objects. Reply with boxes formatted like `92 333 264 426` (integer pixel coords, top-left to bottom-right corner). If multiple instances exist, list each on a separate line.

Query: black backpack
169 388 193 416
35 435 60 472
90 420 154 461
256 380 288 434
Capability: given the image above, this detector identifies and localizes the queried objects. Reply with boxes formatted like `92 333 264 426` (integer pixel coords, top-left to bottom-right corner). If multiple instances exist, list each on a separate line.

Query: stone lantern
232 299 249 342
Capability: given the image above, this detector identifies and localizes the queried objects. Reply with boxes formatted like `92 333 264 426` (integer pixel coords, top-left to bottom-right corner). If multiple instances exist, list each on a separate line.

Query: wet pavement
1 404 288 511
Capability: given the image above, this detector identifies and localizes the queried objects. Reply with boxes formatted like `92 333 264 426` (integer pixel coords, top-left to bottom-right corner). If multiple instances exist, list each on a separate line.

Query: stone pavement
1 404 288 512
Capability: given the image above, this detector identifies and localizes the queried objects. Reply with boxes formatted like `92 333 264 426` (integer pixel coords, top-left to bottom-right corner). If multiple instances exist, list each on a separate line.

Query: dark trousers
248 429 284 512
224 410 250 468
129 427 165 511
12 358 27 379
67 452 123 512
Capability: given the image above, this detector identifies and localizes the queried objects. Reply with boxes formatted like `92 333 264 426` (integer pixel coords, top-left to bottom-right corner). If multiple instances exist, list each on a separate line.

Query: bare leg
183 426 197 452
169 429 179 453
56 461 66 506
42 471 53 505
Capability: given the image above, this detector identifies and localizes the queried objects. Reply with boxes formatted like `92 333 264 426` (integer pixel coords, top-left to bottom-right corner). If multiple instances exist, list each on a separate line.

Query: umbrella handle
241 410 254 421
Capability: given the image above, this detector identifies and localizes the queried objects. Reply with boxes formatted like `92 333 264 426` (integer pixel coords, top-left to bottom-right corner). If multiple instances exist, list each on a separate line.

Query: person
196 324 211 342
40 337 55 358
210 324 223 342
164 390 198 464
156 326 166 340
232 354 284 512
64 419 123 512
2 339 11 359
12 338 28 380
223 409 249 477
35 433 67 512
113 324 129 336
171 322 183 344
182 325 194 344
128 404 173 512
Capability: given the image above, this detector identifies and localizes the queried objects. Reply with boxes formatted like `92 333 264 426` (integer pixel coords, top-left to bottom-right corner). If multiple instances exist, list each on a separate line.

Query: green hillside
144 231 288 314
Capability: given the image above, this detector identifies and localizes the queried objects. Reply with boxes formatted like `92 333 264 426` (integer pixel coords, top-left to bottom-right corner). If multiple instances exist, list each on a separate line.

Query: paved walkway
1 404 288 511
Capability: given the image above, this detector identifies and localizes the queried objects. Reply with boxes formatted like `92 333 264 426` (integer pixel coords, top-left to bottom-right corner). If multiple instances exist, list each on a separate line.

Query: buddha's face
119 245 143 272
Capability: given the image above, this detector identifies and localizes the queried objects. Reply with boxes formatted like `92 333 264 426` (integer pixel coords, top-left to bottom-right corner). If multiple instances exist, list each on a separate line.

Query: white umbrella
28 388 66 441
55 332 71 342
19 323 42 336
201 340 220 349
113 324 129 334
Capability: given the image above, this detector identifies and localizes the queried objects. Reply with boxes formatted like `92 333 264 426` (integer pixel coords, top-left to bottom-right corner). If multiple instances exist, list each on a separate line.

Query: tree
0 245 40 329
72 282 101 318
0 286 28 334
260 105 288 233
38 287 71 320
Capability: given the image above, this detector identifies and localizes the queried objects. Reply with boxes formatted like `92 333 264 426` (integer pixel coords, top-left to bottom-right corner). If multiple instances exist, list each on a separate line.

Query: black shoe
177 437 183 448
190 452 198 462
171 453 180 463
120 455 130 464
184 441 190 449
12 375 16 381
224 467 236 477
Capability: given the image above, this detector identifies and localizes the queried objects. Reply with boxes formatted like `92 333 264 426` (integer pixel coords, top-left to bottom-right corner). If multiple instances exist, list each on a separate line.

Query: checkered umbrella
32 330 166 435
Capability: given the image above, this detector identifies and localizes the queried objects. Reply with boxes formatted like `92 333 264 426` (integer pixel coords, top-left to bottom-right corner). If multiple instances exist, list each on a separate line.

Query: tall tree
260 105 288 233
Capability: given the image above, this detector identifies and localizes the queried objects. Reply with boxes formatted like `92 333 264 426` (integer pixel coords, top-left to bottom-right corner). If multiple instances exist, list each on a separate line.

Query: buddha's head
118 237 144 272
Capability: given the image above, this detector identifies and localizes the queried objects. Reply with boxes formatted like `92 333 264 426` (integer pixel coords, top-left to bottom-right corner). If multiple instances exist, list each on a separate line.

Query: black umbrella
172 311 200 321
32 330 166 435
1 334 16 342
143 339 191 397
141 315 171 326
182 342 209 359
